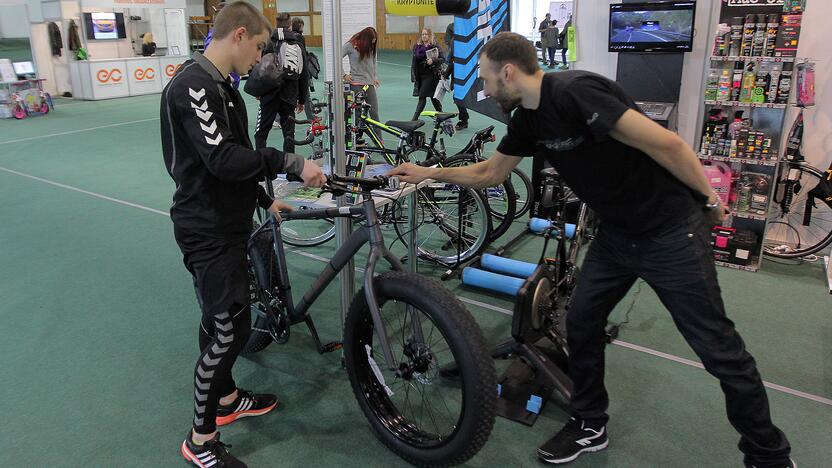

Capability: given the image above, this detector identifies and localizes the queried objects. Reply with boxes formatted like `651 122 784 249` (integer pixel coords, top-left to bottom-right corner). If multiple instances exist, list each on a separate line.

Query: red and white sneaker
216 388 278 426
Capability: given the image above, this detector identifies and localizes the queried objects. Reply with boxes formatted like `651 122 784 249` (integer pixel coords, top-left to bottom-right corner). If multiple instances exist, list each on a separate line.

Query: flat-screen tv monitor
83 12 127 40
609 1 696 53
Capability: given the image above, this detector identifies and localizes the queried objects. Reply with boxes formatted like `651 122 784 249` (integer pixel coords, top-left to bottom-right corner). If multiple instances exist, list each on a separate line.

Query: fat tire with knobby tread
343 271 497 466
243 225 279 354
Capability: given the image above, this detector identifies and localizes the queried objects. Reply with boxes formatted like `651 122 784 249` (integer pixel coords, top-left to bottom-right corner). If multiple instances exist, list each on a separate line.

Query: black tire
764 163 832 258
242 225 280 354
510 168 533 219
392 184 492 265
343 271 497 466
442 153 516 242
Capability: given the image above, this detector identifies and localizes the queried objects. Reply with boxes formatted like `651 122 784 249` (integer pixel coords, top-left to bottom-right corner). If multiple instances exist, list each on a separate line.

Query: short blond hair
143 32 153 45
212 1 271 40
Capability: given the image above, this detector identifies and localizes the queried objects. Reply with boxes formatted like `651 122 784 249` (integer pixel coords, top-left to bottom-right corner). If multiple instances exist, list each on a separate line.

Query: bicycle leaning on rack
243 173 497 466
764 156 832 259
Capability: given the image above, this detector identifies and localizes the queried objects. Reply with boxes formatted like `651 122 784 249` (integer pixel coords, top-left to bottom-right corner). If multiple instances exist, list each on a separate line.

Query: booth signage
726 0 784 6
127 59 162 94
159 57 187 87
384 0 470 16
96 68 123 84
134 67 156 81
80 0 186 9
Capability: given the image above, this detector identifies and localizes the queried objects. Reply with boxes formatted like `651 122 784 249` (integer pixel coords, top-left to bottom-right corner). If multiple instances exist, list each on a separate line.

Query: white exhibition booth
30 0 189 99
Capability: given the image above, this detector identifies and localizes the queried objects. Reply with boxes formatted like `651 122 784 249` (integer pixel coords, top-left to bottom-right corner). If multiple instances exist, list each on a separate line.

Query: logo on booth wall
96 68 123 84
165 64 182 77
134 67 156 81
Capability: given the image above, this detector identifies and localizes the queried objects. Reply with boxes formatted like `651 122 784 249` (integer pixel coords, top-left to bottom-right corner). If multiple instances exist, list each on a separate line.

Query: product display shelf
699 1 808 272
697 153 778 167
715 260 759 272
710 55 795 63
704 100 787 109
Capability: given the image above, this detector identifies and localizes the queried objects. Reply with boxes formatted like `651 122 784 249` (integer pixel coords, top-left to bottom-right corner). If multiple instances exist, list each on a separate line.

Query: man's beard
494 87 521 113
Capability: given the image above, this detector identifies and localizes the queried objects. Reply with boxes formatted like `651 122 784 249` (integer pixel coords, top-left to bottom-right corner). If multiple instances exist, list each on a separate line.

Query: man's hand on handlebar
295 102 304 114
387 163 434 185
301 159 327 187
268 199 294 222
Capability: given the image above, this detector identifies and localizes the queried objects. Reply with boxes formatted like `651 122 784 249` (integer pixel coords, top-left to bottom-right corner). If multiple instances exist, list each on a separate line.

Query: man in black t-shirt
389 32 793 468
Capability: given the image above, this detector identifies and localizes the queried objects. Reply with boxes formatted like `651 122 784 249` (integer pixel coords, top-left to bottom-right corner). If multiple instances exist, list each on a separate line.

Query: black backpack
243 30 303 97
306 51 321 80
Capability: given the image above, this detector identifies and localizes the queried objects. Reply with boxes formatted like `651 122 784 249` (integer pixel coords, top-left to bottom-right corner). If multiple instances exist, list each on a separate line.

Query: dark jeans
412 97 443 121
455 98 468 123
562 47 568 64
567 210 790 466
255 96 297 153
547 47 557 65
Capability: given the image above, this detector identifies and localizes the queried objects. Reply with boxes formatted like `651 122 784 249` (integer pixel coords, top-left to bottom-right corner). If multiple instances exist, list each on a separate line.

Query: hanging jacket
68 20 82 52
48 22 63 56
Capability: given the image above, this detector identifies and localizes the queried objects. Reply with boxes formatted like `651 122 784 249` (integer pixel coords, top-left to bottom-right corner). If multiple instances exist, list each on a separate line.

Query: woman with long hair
343 27 380 120
141 32 156 56
411 28 444 120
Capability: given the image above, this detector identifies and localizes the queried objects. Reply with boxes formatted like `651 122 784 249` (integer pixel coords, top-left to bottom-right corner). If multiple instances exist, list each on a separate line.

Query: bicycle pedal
320 341 343 353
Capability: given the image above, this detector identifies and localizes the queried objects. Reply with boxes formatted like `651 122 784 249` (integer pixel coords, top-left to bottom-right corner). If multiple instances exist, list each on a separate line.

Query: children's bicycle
244 173 497 466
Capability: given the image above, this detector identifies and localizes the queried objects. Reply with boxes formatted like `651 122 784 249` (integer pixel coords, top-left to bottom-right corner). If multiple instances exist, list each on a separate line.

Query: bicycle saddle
385 120 425 133
420 111 459 123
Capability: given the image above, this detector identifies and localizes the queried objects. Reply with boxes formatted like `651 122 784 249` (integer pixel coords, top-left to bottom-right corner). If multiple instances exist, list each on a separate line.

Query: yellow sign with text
384 0 470 16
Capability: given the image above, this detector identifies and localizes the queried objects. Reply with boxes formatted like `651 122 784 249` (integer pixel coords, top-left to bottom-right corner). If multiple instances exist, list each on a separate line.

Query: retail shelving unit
698 1 807 272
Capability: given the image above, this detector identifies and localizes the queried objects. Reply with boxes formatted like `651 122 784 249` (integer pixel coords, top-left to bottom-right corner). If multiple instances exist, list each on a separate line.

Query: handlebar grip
287 133 315 146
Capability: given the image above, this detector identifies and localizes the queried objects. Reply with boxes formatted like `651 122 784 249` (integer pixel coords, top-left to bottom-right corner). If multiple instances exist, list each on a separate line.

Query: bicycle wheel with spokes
393 184 492 265
280 211 336 247
343 271 496 466
509 168 533 219
764 163 832 258
442 153 516 242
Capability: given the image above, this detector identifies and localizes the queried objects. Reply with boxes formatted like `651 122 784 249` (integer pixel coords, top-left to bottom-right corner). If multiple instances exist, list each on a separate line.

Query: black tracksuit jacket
160 53 304 238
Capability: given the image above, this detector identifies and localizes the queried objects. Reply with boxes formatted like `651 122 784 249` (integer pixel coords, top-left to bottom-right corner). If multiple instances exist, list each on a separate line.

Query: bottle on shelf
766 62 782 103
739 62 756 103
740 14 755 56
730 61 744 101
729 17 744 56
763 13 780 57
728 111 745 140
717 67 733 102
705 67 720 101
776 62 793 104
752 62 770 103
751 14 767 56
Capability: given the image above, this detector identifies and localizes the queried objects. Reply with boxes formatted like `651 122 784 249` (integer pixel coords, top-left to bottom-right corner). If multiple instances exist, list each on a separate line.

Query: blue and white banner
452 0 510 123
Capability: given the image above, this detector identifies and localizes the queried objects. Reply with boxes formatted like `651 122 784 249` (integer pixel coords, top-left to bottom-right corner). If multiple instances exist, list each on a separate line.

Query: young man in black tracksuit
389 32 794 468
160 3 325 467
253 13 310 153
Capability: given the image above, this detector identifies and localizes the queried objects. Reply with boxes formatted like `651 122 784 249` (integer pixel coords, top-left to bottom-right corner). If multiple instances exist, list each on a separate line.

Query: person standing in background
559 16 571 70
538 13 552 63
444 22 469 130
142 32 157 56
411 28 444 120
541 20 559 69
342 27 380 121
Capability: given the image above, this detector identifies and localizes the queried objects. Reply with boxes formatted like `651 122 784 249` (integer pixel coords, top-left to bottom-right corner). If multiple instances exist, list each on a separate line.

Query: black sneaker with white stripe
538 417 608 464
216 388 278 426
181 432 246 468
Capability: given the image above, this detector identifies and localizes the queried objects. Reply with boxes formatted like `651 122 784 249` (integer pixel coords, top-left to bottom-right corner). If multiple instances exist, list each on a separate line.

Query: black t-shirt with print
497 71 706 237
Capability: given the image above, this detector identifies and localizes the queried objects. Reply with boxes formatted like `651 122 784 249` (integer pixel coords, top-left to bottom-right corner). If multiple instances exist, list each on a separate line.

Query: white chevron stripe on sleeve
189 88 206 100
195 109 213 122
200 121 217 135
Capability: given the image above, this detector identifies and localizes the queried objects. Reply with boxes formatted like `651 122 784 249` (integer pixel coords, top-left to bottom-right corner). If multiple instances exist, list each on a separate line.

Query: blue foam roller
526 398 542 414
481 254 537 279
528 218 577 239
462 267 525 296
528 217 552 233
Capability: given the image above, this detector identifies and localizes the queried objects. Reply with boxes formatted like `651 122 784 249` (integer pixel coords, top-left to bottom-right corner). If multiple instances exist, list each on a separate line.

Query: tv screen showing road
609 2 695 52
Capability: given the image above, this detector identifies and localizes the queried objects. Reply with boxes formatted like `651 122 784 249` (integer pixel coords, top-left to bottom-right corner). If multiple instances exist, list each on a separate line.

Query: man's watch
704 193 721 211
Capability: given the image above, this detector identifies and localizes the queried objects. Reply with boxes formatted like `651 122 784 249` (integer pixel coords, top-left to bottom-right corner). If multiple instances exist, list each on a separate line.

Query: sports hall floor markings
0 117 160 146
2 137 830 409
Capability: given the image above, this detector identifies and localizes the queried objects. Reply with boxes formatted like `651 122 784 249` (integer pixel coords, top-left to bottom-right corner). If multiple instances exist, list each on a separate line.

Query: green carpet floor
0 49 830 467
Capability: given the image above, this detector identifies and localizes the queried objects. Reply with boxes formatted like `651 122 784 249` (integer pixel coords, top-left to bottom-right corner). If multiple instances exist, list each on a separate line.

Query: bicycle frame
247 191 423 371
